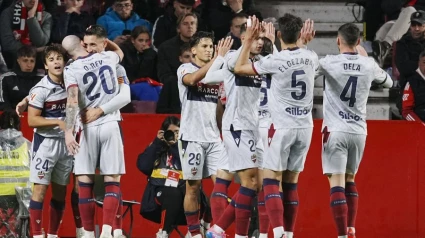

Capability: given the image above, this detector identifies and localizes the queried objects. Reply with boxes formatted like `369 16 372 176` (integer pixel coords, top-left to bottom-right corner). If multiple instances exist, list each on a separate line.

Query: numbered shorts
223 127 264 172
178 140 224 180
322 129 366 175
264 127 313 172
74 121 125 175
30 134 73 185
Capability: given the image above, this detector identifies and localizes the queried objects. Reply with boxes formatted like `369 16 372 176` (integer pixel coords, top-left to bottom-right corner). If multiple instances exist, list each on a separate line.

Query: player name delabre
83 60 103 71
278 57 314 73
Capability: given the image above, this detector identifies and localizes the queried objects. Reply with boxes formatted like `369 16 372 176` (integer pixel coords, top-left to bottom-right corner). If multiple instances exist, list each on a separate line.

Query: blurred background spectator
120 26 158 82
227 12 247 50
50 0 95 43
0 0 52 69
0 46 42 111
156 13 197 114
402 50 425 122
97 0 152 44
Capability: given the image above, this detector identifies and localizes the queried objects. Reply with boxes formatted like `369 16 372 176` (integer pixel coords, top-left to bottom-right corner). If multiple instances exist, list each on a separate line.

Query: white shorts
178 140 224 180
222 126 264 172
74 121 125 175
322 129 366 175
30 134 73 186
263 126 313 172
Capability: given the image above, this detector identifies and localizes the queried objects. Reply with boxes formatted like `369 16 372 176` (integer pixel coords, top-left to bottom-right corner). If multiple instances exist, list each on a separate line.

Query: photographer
137 116 185 237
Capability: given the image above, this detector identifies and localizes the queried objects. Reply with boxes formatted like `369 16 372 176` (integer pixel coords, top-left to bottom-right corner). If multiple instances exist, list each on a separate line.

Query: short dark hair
177 12 198 28
85 25 108 39
231 12 249 24
338 23 360 47
43 44 67 65
0 110 21 131
17 45 36 59
189 31 214 48
180 43 191 55
131 26 151 39
419 50 425 59
160 116 180 131
277 13 303 44
175 0 195 6
115 0 132 3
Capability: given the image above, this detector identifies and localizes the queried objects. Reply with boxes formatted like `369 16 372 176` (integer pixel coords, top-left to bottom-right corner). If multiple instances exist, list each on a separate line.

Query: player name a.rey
344 63 361 71
278 58 314 73
83 60 103 71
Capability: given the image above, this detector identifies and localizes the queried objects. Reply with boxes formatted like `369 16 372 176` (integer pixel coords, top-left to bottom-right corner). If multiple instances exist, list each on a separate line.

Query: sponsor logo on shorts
191 167 198 175
37 171 45 179
251 154 257 163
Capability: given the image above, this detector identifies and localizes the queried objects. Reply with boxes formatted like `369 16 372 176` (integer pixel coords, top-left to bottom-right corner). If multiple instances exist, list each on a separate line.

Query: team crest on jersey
191 167 198 175
30 93 37 101
37 171 45 179
268 124 275 147
251 154 257 163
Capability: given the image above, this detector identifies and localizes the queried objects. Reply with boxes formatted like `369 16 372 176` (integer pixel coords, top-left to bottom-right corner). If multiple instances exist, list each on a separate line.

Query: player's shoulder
178 62 196 73
30 76 49 92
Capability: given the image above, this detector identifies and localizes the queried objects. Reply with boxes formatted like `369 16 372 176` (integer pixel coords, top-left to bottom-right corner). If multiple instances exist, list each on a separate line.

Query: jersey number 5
83 65 117 101
291 70 306 100
259 76 271 106
340 76 358 107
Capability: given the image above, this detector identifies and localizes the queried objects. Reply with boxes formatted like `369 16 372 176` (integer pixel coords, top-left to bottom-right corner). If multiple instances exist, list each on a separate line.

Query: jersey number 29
83 65 117 101
340 76 357 107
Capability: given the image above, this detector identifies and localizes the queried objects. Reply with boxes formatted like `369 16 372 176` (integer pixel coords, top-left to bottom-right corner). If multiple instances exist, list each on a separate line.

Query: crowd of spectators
0 0 262 114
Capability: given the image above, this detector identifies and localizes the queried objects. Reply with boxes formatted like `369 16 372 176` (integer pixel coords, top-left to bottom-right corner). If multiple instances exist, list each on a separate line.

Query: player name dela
278 58 314 73
83 60 103 71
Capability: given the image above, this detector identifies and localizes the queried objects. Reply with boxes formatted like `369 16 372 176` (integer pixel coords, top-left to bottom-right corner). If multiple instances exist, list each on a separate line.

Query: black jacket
415 0 425 11
407 72 425 121
152 9 178 49
395 32 425 88
51 11 95 43
0 66 42 110
156 35 185 114
120 41 158 82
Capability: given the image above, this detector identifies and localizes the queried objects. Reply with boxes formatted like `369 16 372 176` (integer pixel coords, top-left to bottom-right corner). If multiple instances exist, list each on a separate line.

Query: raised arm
105 39 124 62
234 16 261 76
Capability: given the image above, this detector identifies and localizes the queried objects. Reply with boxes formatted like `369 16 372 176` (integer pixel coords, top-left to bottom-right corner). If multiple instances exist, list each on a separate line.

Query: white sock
84 231 95 238
273 226 285 238
101 224 112 235
47 234 58 238
338 236 348 238
259 233 268 238
212 224 224 233
235 235 248 238
285 231 294 238
347 227 356 233
76 227 84 233
113 229 123 237
33 235 44 238
202 220 211 229
191 234 202 238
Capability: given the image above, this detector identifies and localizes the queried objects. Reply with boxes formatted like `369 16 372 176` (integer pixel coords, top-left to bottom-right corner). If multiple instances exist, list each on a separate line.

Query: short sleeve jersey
64 51 121 127
177 63 221 143
28 76 67 138
252 48 319 129
318 53 389 135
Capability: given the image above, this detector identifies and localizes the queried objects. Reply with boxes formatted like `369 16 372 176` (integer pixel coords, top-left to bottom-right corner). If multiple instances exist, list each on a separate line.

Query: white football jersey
222 51 263 131
258 75 272 128
64 51 121 127
318 53 391 135
253 48 319 129
28 76 67 138
177 63 221 143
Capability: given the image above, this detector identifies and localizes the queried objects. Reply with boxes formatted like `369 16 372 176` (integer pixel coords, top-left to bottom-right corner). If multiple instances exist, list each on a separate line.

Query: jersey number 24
83 65 117 101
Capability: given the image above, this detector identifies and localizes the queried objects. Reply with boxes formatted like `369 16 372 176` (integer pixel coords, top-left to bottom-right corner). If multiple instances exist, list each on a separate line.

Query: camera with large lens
163 130 175 142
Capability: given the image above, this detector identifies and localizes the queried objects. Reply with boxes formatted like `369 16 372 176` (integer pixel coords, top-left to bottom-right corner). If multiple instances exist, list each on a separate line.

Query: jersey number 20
340 76 357 107
83 65 116 101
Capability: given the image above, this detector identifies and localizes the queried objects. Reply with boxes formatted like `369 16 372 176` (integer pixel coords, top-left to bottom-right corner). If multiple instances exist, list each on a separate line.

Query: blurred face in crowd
178 16 197 39
419 55 425 75
410 21 425 39
17 56 35 73
83 35 107 53
131 33 150 53
192 38 213 63
64 0 84 10
113 0 133 20
179 50 192 63
241 31 264 55
22 0 35 9
230 17 247 39
174 1 192 18
44 52 65 78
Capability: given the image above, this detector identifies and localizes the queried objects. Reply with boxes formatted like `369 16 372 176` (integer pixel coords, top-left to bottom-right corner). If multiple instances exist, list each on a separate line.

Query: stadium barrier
18 114 425 238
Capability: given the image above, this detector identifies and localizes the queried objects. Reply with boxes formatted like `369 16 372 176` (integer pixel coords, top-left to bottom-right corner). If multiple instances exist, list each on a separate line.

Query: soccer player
205 21 275 238
317 23 392 238
176 31 232 238
231 15 318 238
62 35 128 238
27 45 71 238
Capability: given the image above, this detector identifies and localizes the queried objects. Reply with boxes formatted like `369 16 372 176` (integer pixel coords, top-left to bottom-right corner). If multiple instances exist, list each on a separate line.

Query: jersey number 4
83 65 117 101
340 76 358 107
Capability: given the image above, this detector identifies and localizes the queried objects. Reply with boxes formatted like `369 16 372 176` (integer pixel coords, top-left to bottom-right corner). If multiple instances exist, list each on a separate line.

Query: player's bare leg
327 173 348 238
234 168 258 237
71 174 84 238
29 184 48 238
282 170 300 238
345 174 358 238
185 180 202 237
263 169 285 238
257 169 270 238
101 175 122 238
77 175 96 238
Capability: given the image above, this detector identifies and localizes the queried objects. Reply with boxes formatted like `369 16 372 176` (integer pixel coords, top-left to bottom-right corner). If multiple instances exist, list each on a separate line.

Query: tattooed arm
64 68 80 155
